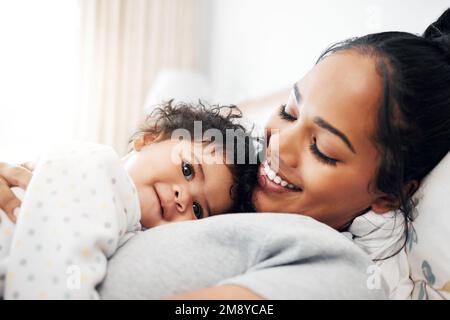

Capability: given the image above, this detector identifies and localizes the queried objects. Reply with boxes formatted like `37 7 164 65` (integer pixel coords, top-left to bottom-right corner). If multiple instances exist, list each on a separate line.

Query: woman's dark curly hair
130 99 260 213
316 8 450 259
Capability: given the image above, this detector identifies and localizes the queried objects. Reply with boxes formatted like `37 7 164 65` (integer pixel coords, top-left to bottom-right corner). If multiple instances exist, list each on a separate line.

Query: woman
1 9 449 299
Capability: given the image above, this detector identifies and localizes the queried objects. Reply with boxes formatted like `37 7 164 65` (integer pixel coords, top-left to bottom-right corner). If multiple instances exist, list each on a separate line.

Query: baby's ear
133 133 162 151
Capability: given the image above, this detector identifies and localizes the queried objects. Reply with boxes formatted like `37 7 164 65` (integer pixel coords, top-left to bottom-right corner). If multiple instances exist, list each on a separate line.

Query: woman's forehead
303 51 382 106
299 50 383 142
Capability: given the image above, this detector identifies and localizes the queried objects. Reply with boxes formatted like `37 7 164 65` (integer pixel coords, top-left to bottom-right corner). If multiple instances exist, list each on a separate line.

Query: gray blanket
99 213 387 299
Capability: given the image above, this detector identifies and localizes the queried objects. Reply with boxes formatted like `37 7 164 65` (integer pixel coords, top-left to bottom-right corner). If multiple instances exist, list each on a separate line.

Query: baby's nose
173 184 192 214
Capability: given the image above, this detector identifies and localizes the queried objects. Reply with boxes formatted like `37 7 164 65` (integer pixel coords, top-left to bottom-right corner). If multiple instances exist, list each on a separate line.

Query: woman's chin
253 187 309 216
252 188 281 213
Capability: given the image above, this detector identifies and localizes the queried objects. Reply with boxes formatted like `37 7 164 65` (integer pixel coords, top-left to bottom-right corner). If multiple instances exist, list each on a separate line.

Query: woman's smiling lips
257 161 302 193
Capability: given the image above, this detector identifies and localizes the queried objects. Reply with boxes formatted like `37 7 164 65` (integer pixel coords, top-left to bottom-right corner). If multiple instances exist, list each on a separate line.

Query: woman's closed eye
279 105 338 166
279 104 297 121
310 137 338 166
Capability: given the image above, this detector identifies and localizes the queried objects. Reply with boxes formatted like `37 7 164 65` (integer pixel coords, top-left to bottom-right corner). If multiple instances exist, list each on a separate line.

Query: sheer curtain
77 0 200 155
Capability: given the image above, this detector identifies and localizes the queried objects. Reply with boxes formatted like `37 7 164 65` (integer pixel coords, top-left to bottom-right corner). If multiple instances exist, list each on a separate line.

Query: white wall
200 0 450 104
0 0 80 163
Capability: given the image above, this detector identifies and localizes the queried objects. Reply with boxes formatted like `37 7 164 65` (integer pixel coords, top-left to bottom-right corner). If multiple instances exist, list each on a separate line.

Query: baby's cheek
135 185 150 215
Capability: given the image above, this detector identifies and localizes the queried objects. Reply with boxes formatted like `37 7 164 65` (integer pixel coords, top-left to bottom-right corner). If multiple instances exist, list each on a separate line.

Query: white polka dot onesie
0 142 141 299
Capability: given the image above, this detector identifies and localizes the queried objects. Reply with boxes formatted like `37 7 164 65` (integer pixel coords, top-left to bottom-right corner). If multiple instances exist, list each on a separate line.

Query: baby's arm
4 143 139 299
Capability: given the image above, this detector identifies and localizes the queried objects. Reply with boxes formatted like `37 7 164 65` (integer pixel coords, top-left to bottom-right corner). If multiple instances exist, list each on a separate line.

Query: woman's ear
405 180 420 197
371 195 399 214
371 180 419 214
133 133 162 151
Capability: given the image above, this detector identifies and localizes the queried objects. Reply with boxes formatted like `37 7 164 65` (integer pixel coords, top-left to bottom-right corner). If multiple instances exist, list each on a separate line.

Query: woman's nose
269 126 301 169
173 184 192 214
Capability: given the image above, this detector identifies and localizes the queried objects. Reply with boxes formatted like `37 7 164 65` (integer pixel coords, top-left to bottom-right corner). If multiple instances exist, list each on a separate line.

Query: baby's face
122 138 234 228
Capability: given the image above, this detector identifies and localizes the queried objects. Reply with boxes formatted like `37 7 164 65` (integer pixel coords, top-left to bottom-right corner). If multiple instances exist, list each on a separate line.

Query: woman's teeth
263 161 300 190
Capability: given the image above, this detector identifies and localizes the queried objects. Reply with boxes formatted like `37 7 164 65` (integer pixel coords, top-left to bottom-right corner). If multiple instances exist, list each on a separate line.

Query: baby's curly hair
130 100 260 213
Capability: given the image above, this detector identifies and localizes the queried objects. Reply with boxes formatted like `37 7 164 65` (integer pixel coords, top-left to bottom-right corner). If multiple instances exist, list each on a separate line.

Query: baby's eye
192 202 203 219
181 161 195 181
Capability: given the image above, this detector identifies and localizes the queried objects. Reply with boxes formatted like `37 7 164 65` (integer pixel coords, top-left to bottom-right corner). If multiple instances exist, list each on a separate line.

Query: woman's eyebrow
293 83 355 154
313 117 356 154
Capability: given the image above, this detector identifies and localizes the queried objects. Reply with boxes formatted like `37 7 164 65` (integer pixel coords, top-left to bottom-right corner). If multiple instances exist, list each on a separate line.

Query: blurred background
1 0 448 162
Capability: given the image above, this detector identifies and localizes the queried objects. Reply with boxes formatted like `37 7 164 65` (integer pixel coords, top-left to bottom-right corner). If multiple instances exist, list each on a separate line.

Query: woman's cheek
303 164 344 201
325 167 371 202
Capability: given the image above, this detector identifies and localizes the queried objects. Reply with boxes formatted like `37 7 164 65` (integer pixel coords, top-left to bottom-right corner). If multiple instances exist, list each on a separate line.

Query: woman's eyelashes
180 160 204 219
279 104 297 121
278 105 338 166
310 137 338 166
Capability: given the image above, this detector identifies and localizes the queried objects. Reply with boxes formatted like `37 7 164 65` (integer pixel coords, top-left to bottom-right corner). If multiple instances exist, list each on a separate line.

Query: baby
0 101 259 299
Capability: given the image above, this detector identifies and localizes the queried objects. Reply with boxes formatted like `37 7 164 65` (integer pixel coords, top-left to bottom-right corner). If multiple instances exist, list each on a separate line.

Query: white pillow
407 151 450 299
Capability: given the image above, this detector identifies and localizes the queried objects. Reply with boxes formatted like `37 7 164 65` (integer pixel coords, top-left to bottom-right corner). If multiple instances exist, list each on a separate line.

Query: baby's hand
0 162 32 223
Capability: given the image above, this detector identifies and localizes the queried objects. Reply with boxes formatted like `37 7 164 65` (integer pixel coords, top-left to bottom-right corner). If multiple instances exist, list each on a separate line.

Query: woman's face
254 50 389 229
